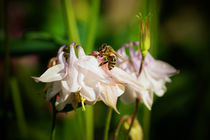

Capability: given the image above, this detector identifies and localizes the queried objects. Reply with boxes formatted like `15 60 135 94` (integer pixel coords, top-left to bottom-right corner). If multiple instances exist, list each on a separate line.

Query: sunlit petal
32 64 65 82
99 84 124 113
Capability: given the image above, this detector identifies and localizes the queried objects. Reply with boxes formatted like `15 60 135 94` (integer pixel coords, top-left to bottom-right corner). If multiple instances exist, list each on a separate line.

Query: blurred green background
0 0 209 140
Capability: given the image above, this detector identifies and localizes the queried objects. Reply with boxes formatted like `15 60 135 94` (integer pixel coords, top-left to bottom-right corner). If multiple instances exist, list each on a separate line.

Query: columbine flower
76 45 125 113
92 45 152 110
117 41 178 109
33 43 125 113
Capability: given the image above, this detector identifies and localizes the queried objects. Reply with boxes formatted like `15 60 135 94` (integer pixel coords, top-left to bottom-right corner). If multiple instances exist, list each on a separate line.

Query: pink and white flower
33 41 177 112
117 41 178 109
33 43 125 113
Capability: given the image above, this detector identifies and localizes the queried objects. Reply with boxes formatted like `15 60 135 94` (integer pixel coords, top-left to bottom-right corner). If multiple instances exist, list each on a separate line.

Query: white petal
63 45 80 92
142 68 167 97
58 45 67 54
99 84 125 113
77 46 86 58
117 47 128 60
120 86 136 104
137 89 153 110
32 64 65 82
63 69 80 93
110 67 153 109
145 53 177 78
69 45 78 65
78 73 99 102
46 82 61 101
129 46 142 74
77 56 111 83
115 84 125 97
57 51 66 65
109 67 145 92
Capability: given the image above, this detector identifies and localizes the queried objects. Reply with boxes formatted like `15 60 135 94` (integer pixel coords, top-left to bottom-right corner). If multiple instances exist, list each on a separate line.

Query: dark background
0 0 209 140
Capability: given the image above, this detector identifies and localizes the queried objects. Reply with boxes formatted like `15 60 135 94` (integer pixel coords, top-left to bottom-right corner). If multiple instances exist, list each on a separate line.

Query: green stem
125 99 139 140
104 107 113 140
50 97 57 140
138 57 145 76
113 115 129 140
143 107 151 140
85 0 100 53
10 77 27 137
86 105 94 140
62 0 80 44
76 109 86 140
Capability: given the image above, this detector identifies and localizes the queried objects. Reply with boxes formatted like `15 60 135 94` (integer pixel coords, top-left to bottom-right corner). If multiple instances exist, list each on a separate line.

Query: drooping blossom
33 43 126 113
93 49 152 110
117 41 178 109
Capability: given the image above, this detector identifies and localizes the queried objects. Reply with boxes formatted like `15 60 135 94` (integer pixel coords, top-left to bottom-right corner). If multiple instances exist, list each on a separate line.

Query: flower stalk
113 115 129 140
104 107 113 140
125 99 140 140
125 14 151 138
10 77 27 137
85 105 94 140
50 97 57 140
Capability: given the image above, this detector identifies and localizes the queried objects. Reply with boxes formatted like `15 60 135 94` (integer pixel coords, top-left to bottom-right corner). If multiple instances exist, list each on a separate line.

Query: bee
97 43 122 70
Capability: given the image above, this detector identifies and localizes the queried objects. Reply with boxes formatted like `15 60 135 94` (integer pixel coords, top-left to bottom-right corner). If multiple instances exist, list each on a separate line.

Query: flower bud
123 117 143 140
137 13 151 59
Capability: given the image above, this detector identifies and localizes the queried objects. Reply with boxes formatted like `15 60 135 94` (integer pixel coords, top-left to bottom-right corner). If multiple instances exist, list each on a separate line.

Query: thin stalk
138 57 144 76
76 109 86 140
62 0 80 43
50 97 57 140
10 77 27 137
125 99 139 140
85 0 100 53
113 115 129 140
143 107 151 140
104 107 113 140
86 105 94 140
137 14 145 76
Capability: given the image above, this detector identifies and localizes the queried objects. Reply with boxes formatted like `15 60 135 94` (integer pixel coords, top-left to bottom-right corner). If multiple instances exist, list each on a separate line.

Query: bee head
98 43 107 53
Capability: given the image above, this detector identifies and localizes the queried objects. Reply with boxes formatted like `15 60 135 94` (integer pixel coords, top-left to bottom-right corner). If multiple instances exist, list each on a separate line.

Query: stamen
80 96 86 111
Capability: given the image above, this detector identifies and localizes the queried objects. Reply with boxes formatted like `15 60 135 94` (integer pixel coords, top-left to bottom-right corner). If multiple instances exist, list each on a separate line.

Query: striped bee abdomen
97 44 119 70
107 55 117 70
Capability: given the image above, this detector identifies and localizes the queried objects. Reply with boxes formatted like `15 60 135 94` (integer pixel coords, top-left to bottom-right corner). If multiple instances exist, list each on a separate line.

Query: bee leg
99 61 108 67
